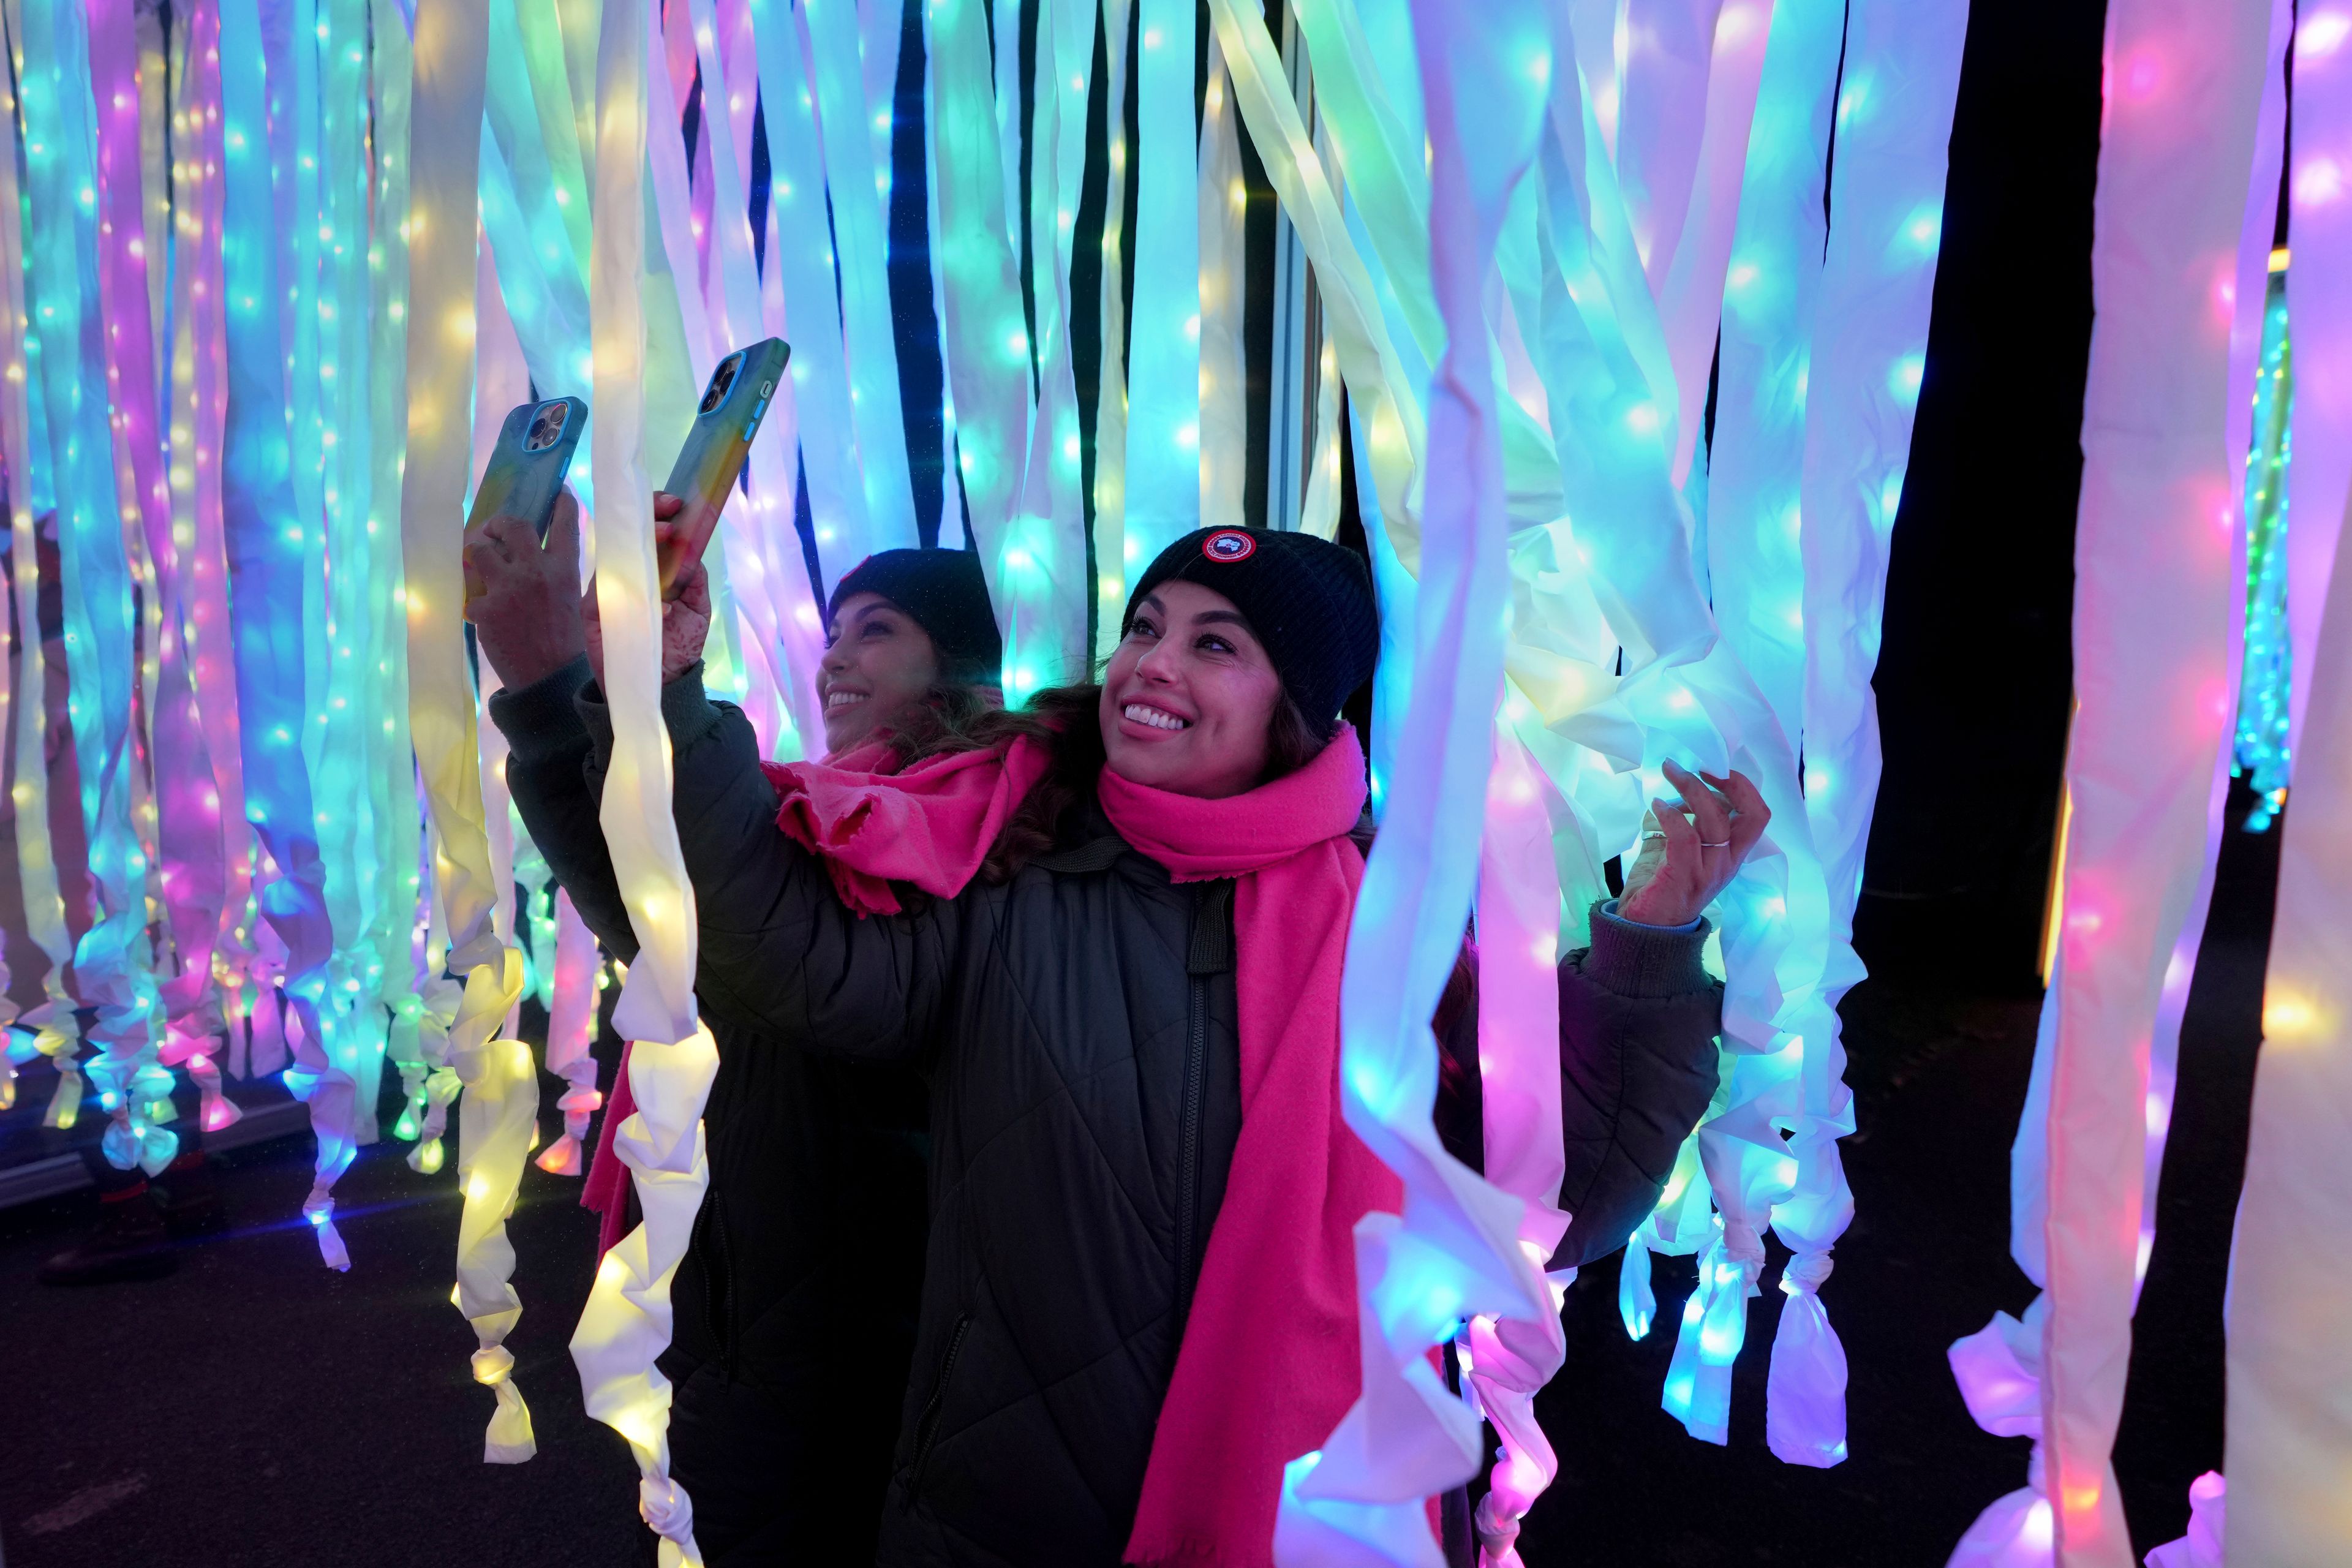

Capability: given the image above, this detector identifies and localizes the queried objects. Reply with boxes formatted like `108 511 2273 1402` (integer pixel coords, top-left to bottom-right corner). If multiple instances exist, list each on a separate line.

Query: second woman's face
1098 580 1284 799
818 593 942 755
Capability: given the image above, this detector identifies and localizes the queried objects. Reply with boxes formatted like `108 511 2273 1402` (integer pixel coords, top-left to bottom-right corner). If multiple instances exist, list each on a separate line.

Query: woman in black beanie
477 519 1763 1567
818 546 1004 756
469 493 1007 1566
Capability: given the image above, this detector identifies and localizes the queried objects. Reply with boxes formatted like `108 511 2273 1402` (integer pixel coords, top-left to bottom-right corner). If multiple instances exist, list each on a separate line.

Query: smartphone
657 337 792 597
466 396 589 540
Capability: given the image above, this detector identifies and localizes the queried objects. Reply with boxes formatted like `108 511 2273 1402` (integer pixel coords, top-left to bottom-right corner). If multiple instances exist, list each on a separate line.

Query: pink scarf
581 734 1050 1251
1105 728 1403 1568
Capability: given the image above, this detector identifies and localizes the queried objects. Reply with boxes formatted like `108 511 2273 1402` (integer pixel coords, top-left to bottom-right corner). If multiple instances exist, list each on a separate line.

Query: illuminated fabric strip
923 0 1037 671
1770 0 1966 1468
0 6 32 1082
401 0 540 1456
1655 2 1775 488
0 0 81 1121
366 0 431 1153
2032 3 2265 1558
534 890 602 1175
1281 0 1559 526
484 0 597 422
1276 7 1555 1560
918 6 965 551
2235 274 2292 818
19 0 171 1175
219 0 353 1254
91 0 228 1084
136 5 167 373
679 0 821 759
997 0 1095 693
2285 2 2352 753
638 15 767 737
2224 471 2352 1567
745 0 869 590
512 0 595 282
1463 721 1572 1566
269 0 330 771
171 0 258 1107
320 0 393 1136
99 5 168 940
1703 0 1836 737
1123 0 1199 571
567 6 723 1561
1197 53 1247 524
1091 0 1132 644
1202 0 1425 567
1610 0 1733 311
804 0 919 552
1521 8 1819 1450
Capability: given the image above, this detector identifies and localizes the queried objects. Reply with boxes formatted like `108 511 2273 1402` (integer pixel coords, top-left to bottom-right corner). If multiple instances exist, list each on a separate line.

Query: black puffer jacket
499 660 1724 1567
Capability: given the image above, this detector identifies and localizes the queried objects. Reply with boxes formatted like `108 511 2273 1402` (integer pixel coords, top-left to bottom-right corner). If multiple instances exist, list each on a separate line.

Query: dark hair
884 680 1328 883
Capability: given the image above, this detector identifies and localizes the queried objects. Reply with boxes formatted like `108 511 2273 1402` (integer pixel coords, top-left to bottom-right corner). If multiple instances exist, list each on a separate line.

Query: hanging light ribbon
1278 4 1557 1559
401 0 540 1456
0 0 80 1128
567 3 722 1560
18 0 174 1177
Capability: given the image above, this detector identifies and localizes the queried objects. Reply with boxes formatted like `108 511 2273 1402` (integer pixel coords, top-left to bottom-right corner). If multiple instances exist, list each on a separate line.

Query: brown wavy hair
881 680 1329 883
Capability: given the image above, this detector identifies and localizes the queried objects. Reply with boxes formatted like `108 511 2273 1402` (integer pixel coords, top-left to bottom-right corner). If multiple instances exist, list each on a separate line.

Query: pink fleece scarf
1104 728 1403 1568
581 734 1051 1251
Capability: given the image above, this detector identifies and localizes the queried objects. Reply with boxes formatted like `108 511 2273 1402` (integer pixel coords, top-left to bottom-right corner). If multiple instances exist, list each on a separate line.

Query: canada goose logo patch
1202 529 1256 562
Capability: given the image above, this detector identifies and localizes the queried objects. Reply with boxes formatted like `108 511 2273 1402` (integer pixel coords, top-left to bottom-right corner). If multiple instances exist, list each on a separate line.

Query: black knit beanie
1123 527 1378 733
827 548 1004 687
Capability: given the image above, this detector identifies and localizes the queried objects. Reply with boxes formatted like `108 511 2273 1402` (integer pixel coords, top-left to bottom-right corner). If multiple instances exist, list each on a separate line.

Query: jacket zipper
908 1313 973 1502
1175 973 1208 1329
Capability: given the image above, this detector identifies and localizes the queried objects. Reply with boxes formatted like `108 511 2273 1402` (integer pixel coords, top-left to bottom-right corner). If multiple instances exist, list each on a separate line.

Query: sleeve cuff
1580 900 1714 998
574 660 725 758
1601 897 1699 935
486 654 594 767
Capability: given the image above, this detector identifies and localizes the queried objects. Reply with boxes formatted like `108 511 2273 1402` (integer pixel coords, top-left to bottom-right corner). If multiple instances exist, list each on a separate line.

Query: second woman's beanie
827 548 1004 687
1122 527 1378 733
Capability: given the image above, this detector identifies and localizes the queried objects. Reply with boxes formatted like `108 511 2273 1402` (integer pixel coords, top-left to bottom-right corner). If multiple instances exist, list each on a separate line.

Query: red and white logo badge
1202 529 1256 563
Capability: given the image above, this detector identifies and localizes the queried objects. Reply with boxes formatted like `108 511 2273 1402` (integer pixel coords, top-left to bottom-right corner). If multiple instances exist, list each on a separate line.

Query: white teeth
826 692 868 710
1123 703 1186 731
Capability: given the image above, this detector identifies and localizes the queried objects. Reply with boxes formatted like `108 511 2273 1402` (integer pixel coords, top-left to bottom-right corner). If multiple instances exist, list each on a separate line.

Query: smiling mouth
1122 702 1188 732
825 692 869 711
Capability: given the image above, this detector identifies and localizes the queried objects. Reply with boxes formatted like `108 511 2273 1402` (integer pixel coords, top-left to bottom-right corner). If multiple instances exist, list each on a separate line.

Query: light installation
0 0 2339 1563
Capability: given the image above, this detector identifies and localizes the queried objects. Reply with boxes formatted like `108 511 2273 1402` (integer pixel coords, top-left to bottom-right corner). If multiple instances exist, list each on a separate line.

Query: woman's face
818 593 942 754
1098 579 1284 799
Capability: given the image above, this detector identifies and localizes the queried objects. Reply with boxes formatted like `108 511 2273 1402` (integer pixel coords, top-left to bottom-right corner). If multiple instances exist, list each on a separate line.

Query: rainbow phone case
466 396 589 540
657 337 792 595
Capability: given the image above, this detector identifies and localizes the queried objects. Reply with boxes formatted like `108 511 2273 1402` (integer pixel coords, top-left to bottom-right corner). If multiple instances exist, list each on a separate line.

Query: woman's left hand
1616 760 1770 928
583 490 709 688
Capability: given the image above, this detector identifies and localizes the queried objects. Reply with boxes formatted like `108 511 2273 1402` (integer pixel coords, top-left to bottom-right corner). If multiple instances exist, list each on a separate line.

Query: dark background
0 0 2288 1563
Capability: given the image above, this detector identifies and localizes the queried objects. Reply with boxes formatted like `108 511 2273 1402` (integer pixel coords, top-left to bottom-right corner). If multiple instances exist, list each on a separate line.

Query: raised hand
582 489 711 689
461 489 586 690
1617 759 1771 929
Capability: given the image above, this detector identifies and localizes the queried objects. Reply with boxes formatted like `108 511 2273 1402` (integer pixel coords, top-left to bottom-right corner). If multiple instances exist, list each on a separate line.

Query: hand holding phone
467 396 588 540
656 339 791 597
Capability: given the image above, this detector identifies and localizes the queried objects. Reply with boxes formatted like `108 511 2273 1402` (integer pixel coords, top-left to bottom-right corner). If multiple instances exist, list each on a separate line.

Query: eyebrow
1135 592 1257 640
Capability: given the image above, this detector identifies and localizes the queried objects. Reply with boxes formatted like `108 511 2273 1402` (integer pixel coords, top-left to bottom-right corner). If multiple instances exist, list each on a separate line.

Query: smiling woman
818 545 1006 755
480 516 1755 1566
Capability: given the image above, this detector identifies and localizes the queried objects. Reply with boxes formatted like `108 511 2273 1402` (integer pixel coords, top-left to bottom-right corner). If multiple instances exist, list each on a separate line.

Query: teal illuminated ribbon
367 0 430 1142
0 0 81 1123
803 0 919 551
1121 0 1199 571
18 0 173 1175
747 0 874 586
219 0 350 1254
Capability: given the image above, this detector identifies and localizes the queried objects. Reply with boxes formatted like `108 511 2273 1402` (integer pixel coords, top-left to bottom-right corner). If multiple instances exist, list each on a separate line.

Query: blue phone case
466 396 589 539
